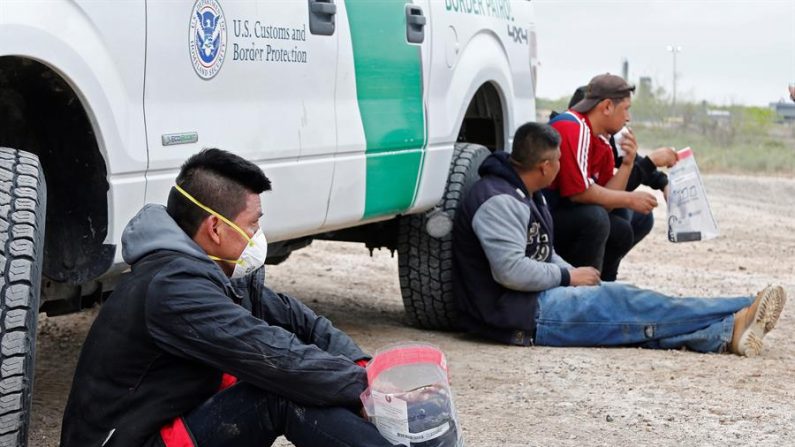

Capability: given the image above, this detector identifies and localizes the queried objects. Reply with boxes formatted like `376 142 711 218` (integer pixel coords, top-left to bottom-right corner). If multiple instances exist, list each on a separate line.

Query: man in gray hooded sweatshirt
453 122 786 356
61 149 393 447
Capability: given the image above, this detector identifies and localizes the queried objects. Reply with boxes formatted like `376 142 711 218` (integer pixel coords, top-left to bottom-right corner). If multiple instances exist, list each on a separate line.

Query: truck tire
0 148 46 447
397 143 490 330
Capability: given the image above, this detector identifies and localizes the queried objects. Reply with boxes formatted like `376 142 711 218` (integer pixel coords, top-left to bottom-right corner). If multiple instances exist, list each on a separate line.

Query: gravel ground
29 173 795 446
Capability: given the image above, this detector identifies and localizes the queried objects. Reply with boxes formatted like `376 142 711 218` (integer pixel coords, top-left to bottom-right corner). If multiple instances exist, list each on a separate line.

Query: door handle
406 5 425 44
309 0 336 36
310 2 336 15
407 14 426 27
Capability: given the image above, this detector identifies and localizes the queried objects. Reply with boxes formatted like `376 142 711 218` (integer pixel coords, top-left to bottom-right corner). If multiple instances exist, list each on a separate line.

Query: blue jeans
535 283 754 353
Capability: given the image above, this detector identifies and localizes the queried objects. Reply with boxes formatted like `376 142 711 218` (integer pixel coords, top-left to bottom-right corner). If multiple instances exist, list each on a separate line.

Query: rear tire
0 148 46 447
397 143 489 330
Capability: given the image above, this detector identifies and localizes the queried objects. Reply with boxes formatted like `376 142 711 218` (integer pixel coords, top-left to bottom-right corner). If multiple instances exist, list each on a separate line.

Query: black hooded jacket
453 152 572 345
60 204 368 447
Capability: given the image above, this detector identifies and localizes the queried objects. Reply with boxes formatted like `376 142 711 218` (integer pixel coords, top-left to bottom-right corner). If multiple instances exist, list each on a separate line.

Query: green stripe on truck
345 0 427 218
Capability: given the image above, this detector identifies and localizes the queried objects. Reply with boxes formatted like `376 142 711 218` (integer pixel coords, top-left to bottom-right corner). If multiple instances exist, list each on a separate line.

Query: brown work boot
730 285 787 356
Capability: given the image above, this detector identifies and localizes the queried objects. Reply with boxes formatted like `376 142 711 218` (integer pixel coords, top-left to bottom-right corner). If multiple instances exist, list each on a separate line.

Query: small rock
606 415 614 422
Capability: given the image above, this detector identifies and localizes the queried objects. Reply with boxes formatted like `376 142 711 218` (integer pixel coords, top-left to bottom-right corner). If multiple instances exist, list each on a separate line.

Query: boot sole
762 286 786 333
738 286 787 357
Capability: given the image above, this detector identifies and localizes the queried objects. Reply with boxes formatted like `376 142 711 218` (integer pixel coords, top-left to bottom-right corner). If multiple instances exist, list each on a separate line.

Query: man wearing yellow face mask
61 149 394 447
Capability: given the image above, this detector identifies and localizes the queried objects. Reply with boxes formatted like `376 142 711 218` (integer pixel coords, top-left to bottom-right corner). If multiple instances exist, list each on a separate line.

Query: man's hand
648 147 678 168
618 128 638 165
627 191 658 213
569 267 601 286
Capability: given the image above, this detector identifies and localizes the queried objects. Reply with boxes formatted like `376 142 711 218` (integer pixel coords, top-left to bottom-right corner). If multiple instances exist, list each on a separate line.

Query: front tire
397 143 489 330
0 148 46 447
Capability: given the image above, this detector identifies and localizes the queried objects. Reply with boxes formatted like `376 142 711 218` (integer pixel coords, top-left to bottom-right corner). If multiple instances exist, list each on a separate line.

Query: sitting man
61 149 393 446
453 121 786 355
545 73 660 281
553 85 678 255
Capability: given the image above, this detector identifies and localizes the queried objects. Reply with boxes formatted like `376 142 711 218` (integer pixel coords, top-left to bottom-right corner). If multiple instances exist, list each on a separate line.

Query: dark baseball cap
571 74 635 113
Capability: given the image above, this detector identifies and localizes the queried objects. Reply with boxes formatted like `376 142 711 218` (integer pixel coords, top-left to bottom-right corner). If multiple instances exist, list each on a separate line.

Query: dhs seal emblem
189 0 227 79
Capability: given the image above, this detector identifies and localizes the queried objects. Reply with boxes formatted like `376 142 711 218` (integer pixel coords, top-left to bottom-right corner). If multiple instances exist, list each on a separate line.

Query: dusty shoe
730 285 787 356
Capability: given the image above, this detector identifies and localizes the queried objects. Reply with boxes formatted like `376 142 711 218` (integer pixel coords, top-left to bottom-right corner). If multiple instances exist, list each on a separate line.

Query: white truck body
2 0 535 260
0 2 537 443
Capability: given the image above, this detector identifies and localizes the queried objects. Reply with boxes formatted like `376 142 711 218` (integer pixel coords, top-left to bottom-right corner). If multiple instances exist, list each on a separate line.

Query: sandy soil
29 174 795 446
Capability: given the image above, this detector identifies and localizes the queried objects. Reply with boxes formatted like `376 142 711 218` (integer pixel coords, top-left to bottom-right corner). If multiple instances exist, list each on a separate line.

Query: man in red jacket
545 73 657 281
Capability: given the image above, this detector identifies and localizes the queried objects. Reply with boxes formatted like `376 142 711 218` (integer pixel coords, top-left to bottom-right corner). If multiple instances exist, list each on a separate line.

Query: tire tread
397 144 490 330
0 148 46 447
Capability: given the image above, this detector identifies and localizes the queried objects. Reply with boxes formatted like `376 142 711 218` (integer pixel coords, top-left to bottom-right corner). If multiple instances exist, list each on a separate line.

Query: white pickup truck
0 0 537 443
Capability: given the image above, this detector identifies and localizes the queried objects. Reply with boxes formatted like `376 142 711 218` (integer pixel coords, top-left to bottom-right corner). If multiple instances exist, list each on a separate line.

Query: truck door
325 0 432 228
144 0 338 240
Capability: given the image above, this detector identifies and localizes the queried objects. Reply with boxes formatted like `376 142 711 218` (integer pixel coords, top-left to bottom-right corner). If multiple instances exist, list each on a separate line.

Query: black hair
166 148 271 237
510 122 561 170
568 85 588 109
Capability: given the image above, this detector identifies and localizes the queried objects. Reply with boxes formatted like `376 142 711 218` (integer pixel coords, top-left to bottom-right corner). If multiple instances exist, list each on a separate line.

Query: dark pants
147 383 394 447
551 204 654 281
619 208 654 246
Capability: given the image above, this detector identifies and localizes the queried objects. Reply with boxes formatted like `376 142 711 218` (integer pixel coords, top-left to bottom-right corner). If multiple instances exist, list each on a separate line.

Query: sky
533 0 795 106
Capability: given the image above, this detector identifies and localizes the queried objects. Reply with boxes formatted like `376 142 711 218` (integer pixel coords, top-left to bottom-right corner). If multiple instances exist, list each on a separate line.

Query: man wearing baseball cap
544 73 658 281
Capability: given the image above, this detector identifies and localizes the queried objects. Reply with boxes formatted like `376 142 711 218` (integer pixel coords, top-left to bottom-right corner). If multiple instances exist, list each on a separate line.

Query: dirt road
29 174 795 446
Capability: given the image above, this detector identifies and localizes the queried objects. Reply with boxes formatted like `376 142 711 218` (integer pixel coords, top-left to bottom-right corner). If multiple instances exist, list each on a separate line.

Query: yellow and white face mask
174 184 268 278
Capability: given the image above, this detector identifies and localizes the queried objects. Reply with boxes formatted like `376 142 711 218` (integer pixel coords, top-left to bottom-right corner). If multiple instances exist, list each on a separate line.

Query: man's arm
625 160 645 191
234 270 369 362
570 183 657 214
640 147 677 191
604 129 638 192
145 264 367 407
472 194 570 292
232 268 371 362
630 156 657 191
550 252 574 270
604 162 633 192
256 286 369 363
